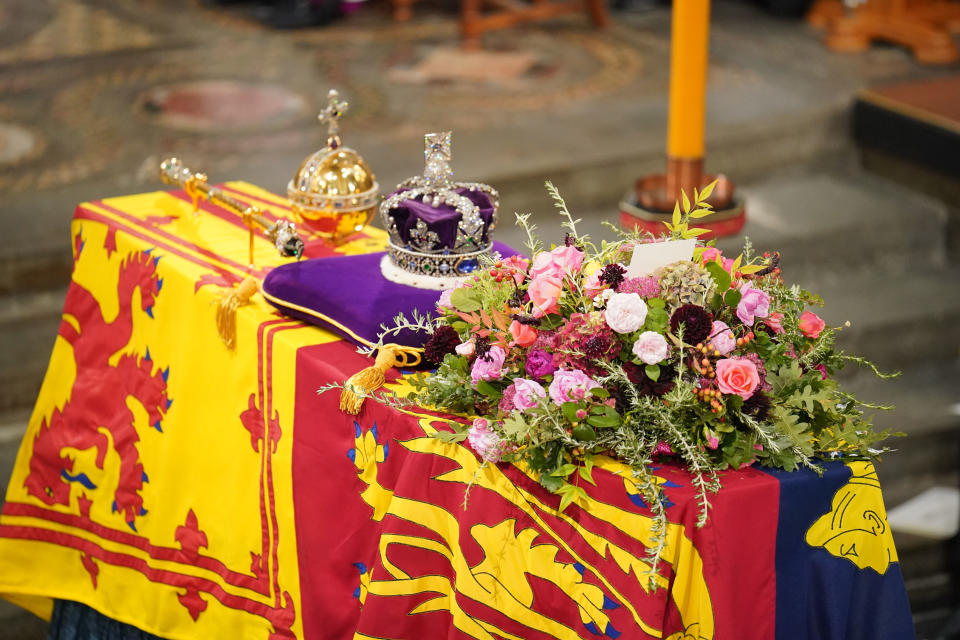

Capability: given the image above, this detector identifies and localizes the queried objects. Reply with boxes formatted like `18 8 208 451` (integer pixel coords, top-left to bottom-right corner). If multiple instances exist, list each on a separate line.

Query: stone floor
1 0 960 638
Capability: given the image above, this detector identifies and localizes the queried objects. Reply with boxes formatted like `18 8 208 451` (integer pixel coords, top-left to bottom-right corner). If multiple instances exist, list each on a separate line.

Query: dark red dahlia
742 391 771 420
669 304 713 346
599 263 627 289
623 362 676 397
423 326 461 365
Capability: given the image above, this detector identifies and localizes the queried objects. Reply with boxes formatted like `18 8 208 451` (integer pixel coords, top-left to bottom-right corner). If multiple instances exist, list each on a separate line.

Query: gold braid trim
340 345 416 415
216 276 260 350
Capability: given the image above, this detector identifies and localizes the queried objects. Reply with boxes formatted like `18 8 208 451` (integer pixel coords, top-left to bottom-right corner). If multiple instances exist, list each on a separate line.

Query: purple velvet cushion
261 241 518 353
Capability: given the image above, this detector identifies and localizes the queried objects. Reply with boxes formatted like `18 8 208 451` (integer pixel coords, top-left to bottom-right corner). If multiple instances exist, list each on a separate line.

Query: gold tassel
216 276 260 350
339 345 400 415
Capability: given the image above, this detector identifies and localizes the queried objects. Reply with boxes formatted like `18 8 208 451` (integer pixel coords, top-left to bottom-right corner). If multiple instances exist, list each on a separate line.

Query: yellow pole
666 0 710 201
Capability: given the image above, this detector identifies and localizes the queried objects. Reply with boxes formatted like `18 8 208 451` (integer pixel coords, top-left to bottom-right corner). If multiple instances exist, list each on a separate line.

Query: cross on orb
318 89 349 149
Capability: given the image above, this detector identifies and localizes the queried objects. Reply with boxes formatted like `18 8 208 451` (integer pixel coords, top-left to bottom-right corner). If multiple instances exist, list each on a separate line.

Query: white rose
632 331 670 365
604 292 648 334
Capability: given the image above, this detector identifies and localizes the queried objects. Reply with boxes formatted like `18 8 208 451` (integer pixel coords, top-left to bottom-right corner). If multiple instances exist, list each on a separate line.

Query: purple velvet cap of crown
261 241 519 356
386 187 495 251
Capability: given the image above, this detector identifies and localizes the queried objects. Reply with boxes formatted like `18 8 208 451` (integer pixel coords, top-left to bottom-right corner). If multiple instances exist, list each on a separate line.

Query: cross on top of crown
318 89 349 149
422 132 453 188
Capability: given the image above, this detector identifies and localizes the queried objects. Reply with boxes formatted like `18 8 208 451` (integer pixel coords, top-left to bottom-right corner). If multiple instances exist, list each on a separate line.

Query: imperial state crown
287 89 379 243
379 132 499 290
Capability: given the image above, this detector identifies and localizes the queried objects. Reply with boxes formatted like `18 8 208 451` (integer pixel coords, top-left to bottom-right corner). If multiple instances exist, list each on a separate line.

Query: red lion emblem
24 246 169 531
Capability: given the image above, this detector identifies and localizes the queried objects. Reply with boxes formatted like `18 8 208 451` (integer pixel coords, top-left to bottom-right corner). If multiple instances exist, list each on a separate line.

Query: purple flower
525 348 557 380
467 418 509 463
471 345 506 384
510 378 546 411
548 369 601 406
736 285 770 326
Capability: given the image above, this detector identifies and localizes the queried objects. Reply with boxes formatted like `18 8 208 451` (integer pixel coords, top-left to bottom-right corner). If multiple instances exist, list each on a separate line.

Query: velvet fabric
262 241 518 352
387 187 495 250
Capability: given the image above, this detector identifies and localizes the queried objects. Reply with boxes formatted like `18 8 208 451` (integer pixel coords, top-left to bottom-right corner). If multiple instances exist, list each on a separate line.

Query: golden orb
287 147 379 242
287 89 379 243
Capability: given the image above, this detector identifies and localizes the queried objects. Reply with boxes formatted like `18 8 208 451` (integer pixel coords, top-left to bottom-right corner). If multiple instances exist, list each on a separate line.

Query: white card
625 239 696 278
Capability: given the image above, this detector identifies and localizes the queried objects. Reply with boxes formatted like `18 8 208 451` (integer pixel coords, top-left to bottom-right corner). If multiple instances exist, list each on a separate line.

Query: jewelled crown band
379 132 499 289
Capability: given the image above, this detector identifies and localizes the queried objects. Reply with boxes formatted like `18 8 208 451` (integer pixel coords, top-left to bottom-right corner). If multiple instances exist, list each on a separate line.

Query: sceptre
160 157 305 266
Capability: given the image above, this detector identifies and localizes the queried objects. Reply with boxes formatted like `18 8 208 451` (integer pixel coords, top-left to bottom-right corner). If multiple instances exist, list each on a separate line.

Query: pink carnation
548 369 601 406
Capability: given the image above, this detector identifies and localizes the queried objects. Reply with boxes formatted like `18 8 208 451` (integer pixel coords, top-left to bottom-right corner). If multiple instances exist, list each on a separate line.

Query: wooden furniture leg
823 0 959 64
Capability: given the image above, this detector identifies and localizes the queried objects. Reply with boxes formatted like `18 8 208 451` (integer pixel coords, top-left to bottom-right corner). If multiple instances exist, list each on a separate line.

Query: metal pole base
620 172 745 240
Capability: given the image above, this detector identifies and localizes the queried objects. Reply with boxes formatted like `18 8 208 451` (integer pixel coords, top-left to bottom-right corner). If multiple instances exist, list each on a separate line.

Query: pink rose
716 357 760 400
708 321 736 355
583 271 605 299
701 247 734 271
455 339 475 357
765 312 785 334
604 292 648 334
436 289 454 311
548 368 600 406
703 427 720 450
509 320 538 347
736 285 770 326
632 331 670 365
530 245 584 280
814 364 828 380
510 378 546 411
701 247 722 264
798 311 826 338
467 418 509 462
528 275 563 318
470 345 506 384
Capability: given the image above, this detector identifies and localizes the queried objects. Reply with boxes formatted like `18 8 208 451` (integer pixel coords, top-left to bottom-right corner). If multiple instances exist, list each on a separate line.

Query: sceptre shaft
160 157 305 265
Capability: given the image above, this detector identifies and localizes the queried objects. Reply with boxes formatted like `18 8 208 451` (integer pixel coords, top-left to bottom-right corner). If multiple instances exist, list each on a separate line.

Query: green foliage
705 261 731 291
450 287 482 312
